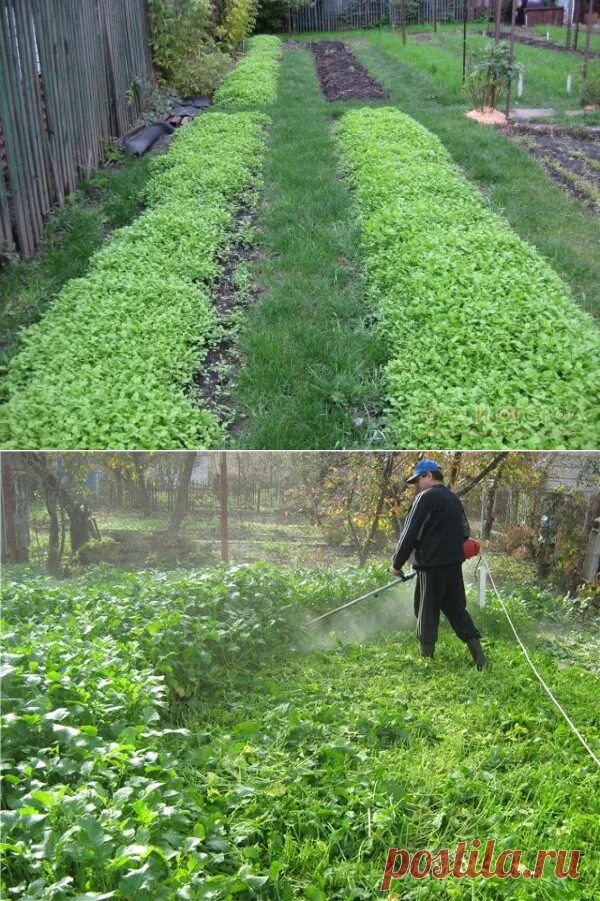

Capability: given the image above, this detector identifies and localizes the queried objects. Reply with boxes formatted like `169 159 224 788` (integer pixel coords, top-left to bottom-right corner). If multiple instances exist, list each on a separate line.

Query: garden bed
335 106 600 448
305 40 389 102
0 112 271 449
481 28 600 59
508 129 600 211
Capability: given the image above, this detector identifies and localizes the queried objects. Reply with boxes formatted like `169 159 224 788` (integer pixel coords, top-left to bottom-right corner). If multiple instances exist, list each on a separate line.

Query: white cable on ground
481 552 600 770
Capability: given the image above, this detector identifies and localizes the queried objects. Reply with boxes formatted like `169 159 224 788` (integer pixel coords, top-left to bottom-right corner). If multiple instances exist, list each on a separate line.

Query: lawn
529 24 600 54
2 564 599 899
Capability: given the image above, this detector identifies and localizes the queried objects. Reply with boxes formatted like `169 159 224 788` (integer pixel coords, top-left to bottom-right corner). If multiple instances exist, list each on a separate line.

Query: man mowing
391 459 488 670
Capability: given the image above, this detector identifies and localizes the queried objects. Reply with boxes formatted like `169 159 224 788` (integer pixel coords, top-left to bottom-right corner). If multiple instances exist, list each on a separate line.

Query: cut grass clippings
234 48 384 449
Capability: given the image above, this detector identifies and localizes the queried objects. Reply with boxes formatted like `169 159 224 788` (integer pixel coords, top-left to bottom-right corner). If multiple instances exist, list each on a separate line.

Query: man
390 459 487 670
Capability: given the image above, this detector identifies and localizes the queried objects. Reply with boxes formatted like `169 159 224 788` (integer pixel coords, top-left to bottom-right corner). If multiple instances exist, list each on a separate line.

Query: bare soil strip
284 40 389 102
478 28 600 59
507 129 600 211
193 208 263 437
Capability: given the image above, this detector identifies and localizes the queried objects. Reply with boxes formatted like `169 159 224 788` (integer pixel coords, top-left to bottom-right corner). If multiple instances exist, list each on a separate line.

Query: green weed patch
335 107 600 449
2 565 598 898
0 564 385 898
0 113 269 449
214 35 282 108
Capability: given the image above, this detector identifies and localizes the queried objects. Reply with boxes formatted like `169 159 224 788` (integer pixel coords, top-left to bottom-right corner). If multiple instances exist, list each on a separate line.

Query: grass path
177 614 600 898
234 49 384 449
346 31 600 317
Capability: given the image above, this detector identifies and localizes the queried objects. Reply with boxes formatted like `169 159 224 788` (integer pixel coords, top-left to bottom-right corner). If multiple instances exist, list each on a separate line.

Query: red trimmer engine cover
463 538 481 560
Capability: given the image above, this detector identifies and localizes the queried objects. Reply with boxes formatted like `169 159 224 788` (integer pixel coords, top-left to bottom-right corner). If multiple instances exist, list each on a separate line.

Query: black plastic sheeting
171 105 203 118
122 121 175 157
121 97 212 157
185 96 211 108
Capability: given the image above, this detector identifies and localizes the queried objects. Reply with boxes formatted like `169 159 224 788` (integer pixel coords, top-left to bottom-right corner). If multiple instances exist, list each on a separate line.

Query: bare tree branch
456 452 510 497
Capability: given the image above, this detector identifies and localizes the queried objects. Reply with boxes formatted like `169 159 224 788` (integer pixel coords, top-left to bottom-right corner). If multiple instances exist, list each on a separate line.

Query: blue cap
406 459 443 484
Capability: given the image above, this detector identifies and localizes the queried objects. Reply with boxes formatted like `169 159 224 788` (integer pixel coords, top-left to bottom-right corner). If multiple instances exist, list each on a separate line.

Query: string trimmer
307 571 417 627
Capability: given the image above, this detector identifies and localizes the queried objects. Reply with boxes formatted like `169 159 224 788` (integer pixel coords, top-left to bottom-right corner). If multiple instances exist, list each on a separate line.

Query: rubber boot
420 642 435 659
466 637 487 671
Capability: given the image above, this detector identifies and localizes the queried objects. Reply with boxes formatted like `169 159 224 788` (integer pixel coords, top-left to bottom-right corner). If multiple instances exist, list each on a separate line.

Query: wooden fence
0 0 153 258
288 0 472 33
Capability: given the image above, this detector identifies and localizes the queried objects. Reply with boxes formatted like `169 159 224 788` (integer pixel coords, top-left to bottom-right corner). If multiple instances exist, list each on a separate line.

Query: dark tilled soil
192 208 264 437
507 130 600 211
486 29 600 60
286 40 389 102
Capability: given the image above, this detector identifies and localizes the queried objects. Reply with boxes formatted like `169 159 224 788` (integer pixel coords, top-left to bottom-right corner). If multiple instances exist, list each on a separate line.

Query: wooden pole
583 0 595 82
220 452 229 564
400 0 407 44
504 0 518 119
566 0 573 48
434 0 438 33
462 0 468 82
494 0 502 41
574 0 581 49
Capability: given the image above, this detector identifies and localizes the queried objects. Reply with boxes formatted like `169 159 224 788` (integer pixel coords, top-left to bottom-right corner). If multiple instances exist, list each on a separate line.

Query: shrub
75 536 120 565
213 34 281 107
148 0 230 95
467 40 523 110
499 524 536 557
1 113 270 449
220 0 258 49
255 0 289 32
335 107 600 449
581 61 600 107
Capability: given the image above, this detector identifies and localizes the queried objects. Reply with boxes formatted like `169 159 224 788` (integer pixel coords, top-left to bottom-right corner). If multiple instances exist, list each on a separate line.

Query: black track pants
413 564 481 645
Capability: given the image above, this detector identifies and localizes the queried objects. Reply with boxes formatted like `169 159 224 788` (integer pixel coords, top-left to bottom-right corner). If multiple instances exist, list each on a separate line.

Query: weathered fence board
0 0 152 257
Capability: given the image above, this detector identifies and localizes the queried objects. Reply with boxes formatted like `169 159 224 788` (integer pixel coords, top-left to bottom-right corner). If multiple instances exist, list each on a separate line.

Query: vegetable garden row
2 565 599 898
335 107 600 448
1 34 599 449
0 37 282 450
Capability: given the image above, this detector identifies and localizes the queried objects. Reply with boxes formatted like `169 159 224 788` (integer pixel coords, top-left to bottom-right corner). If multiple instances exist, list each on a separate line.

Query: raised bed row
335 107 600 449
213 35 282 108
1 112 270 449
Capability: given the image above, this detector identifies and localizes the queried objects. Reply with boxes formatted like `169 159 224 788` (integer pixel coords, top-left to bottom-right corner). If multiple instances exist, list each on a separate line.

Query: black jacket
393 484 470 570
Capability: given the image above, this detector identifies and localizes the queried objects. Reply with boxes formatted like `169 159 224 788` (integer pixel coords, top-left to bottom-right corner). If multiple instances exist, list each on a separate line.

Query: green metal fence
0 0 153 258
288 0 471 33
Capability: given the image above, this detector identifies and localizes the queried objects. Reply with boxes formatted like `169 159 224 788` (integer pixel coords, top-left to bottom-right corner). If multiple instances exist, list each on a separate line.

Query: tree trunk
358 453 396 565
133 456 153 517
494 0 502 41
114 467 124 507
168 452 196 534
481 479 498 540
481 459 507 540
1 454 30 563
23 453 94 555
44 483 62 575
448 452 463 488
